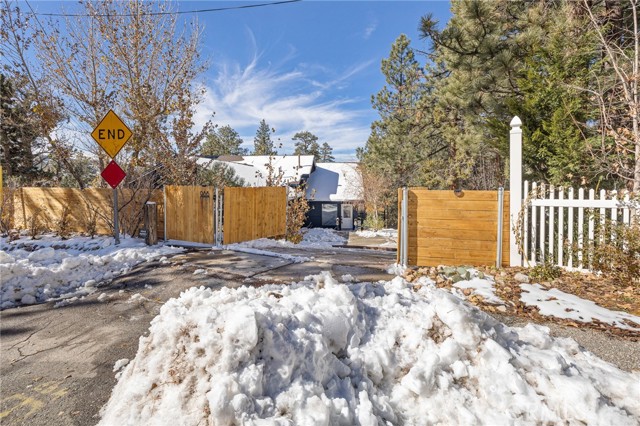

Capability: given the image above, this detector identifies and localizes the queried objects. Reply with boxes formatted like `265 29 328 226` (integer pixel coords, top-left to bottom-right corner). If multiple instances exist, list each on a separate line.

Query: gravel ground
494 313 640 373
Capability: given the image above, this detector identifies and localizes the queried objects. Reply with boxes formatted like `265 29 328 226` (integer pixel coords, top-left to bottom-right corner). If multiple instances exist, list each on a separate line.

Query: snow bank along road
0 246 394 426
101 273 640 425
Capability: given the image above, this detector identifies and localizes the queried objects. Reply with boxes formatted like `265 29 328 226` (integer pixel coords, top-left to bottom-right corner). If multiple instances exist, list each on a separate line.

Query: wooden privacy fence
164 185 215 244
3 185 287 245
6 187 164 238
224 186 286 245
398 188 510 267
163 185 287 245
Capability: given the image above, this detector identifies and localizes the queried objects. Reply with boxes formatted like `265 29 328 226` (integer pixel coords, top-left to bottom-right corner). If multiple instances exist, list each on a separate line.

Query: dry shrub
529 260 563 281
54 206 73 240
363 214 384 231
80 201 100 238
592 221 640 286
286 184 310 244
0 187 16 235
28 206 46 240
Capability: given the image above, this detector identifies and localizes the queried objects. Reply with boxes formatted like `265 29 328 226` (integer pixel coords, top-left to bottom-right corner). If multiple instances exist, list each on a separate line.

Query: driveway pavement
0 247 394 426
1 245 638 426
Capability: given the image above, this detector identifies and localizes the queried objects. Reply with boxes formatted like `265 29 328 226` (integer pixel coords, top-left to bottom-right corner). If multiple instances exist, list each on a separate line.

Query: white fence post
509 116 523 266
401 187 409 266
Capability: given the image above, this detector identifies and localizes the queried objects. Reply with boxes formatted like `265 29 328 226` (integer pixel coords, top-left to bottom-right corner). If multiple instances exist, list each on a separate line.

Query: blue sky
31 1 452 161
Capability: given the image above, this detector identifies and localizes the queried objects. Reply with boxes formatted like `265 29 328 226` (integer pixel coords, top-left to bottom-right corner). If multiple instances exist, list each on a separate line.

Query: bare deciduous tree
581 0 639 191
2 0 211 187
1 0 86 187
356 165 392 230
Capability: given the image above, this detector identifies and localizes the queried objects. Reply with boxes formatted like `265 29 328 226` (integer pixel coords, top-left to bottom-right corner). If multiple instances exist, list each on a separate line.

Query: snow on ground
100 273 640 426
226 228 346 256
355 228 397 248
356 228 397 240
452 276 504 305
521 283 640 330
299 228 347 247
0 235 184 309
418 269 640 331
224 246 311 263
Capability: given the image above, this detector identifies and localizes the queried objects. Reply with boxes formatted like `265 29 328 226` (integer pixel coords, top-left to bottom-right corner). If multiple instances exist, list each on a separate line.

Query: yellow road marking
0 380 68 421
0 394 44 420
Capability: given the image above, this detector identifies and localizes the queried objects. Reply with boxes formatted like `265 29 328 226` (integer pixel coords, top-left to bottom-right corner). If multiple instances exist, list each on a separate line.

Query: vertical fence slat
539 183 546 262
599 189 606 245
548 185 555 264
611 191 618 243
523 181 529 261
623 192 630 225
588 189 595 269
531 182 538 266
567 187 574 269
397 188 403 264
557 187 565 267
577 188 584 269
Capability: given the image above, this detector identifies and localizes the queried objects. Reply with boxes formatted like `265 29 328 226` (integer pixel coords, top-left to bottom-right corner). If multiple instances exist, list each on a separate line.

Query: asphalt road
0 247 395 426
1 246 638 426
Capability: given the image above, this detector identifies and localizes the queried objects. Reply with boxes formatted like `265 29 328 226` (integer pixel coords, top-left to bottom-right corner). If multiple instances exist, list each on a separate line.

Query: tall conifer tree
253 119 276 155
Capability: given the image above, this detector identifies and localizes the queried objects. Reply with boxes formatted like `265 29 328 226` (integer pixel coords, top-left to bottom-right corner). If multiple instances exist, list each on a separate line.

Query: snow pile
356 228 397 240
227 228 346 254
0 235 183 309
298 228 346 247
521 283 640 330
100 273 640 425
228 238 294 250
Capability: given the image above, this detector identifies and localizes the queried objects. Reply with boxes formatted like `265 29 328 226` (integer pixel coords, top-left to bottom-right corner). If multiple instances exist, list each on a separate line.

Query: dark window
321 204 338 226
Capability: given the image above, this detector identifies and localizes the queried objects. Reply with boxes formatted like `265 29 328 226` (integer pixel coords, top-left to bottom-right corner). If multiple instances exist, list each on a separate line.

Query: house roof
197 155 315 187
306 162 362 202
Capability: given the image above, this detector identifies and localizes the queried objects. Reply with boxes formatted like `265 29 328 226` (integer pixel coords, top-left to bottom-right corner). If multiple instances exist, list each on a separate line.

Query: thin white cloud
363 18 378 40
308 59 376 91
193 55 375 157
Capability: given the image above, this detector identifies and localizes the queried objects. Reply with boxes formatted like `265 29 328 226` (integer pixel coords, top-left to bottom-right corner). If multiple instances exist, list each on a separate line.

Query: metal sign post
101 160 126 245
113 189 120 245
92 110 132 246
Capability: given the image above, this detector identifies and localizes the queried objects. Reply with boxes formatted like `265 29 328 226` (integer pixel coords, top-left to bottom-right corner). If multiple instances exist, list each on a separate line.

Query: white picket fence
520 181 637 270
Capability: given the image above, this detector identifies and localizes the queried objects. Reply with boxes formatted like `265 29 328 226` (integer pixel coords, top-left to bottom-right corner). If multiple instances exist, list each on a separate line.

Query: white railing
521 181 637 270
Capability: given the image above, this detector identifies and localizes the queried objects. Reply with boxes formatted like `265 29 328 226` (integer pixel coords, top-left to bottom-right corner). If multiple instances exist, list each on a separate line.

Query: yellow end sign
91 110 132 158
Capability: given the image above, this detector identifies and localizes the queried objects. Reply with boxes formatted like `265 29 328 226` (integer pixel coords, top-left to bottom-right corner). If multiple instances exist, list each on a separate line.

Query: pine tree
201 125 247 156
359 34 443 189
419 0 610 188
0 74 42 183
196 162 245 187
319 142 334 162
292 131 320 160
253 119 276 155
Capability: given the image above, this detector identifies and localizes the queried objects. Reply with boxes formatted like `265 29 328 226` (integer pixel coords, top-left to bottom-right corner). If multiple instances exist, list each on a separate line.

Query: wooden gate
165 185 215 244
223 186 286 244
399 189 510 267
